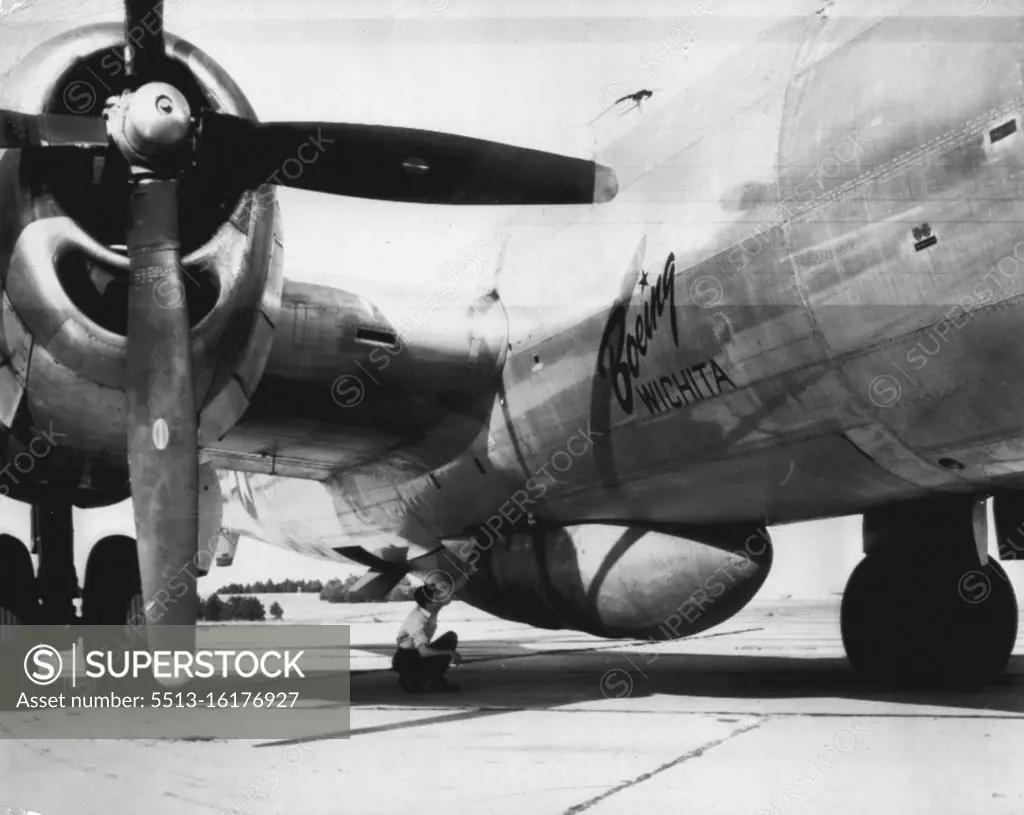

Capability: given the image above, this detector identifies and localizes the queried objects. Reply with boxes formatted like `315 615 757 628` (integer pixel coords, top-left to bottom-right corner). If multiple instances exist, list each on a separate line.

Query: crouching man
392 584 462 692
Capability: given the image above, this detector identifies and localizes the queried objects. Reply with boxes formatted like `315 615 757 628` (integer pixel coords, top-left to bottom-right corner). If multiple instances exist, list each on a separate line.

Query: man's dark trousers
392 631 459 687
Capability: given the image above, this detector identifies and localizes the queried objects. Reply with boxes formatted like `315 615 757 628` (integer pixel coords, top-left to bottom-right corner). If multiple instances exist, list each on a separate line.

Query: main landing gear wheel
0 534 37 634
841 552 1018 685
81 535 144 626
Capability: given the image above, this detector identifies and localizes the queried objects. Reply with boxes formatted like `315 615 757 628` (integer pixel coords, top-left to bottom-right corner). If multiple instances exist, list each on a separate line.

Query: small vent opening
355 327 398 348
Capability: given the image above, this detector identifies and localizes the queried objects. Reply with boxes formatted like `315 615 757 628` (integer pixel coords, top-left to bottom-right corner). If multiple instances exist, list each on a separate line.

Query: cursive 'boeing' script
598 253 679 414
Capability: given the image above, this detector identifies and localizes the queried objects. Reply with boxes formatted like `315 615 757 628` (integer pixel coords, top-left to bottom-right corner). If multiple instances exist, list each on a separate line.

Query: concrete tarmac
2 599 1024 815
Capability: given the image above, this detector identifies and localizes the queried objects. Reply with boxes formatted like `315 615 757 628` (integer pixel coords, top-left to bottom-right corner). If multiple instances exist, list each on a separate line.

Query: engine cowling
0 24 283 498
448 523 773 640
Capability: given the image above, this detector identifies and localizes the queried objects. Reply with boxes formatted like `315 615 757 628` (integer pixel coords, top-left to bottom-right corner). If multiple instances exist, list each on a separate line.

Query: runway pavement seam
559 717 767 814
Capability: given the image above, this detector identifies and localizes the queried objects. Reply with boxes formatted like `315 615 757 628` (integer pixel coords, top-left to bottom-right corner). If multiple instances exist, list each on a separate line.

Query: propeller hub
115 82 192 165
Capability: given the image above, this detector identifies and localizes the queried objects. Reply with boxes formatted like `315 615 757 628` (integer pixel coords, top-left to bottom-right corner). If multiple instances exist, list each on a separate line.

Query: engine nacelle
0 24 283 493
449 523 773 640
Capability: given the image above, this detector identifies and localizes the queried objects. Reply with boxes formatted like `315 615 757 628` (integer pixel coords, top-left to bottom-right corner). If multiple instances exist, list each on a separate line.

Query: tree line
199 595 284 622
212 575 419 603
215 579 325 594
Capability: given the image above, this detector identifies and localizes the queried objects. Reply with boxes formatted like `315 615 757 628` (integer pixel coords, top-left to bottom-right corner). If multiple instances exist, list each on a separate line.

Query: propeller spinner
108 81 193 166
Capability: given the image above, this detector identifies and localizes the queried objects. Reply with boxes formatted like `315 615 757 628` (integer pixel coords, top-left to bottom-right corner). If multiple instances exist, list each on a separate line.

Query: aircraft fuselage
217 6 1024 562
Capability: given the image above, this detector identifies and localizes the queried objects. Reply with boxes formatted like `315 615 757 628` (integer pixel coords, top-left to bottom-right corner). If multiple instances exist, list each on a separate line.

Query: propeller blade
125 0 166 81
125 177 199 648
198 115 618 205
0 109 107 149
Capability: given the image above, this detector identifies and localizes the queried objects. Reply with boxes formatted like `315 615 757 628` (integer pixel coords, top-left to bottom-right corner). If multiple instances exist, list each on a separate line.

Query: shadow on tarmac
250 640 1024 746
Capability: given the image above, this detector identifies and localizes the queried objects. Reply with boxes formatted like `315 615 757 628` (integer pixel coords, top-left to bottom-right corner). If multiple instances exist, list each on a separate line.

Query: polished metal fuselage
212 4 1024 563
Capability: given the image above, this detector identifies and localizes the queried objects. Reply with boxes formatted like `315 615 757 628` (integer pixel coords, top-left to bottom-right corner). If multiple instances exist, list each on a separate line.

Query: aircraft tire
0 533 37 633
841 551 1018 685
81 535 143 626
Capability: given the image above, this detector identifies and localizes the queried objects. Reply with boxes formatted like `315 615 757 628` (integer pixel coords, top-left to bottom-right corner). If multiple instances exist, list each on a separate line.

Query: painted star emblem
638 271 649 292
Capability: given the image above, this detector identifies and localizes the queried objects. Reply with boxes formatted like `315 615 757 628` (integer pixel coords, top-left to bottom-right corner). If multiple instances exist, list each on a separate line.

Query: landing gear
0 533 37 629
32 496 78 624
841 549 1018 685
0 485 146 630
81 535 143 626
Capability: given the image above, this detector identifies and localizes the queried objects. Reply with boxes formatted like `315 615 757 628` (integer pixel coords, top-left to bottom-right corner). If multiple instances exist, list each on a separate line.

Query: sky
0 0 1020 601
